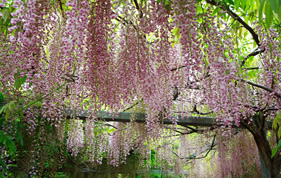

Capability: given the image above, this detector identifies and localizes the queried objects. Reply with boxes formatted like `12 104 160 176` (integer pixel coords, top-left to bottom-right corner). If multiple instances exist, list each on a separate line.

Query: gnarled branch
172 134 216 160
206 0 260 46
240 79 281 98
241 48 264 68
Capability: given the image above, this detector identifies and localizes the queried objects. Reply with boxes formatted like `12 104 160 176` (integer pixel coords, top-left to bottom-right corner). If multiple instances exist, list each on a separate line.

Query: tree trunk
252 129 280 178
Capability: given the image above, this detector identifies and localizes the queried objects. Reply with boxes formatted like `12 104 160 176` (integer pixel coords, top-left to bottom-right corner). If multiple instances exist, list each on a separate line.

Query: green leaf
273 117 278 129
265 1 274 28
211 7 220 16
0 159 7 172
277 112 281 123
0 101 16 120
0 131 6 144
273 111 281 129
240 0 246 10
278 5 281 22
272 139 281 158
225 0 234 5
8 100 16 111
6 137 12 151
0 104 7 115
5 108 10 120
259 0 266 21
0 93 4 103
279 127 281 138
14 75 27 89
164 4 171 13
5 137 16 158
15 130 23 146
2 9 10 23
269 0 278 12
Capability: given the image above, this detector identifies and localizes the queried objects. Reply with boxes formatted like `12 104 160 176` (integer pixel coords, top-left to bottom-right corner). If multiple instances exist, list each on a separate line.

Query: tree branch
164 125 202 135
163 126 190 134
104 123 118 129
58 0 65 18
180 125 198 132
243 67 260 70
205 1 265 68
115 15 138 31
240 119 255 134
192 134 216 160
132 0 143 18
259 110 265 131
240 79 281 98
241 48 264 68
192 104 213 115
172 134 216 160
206 0 260 46
170 65 186 71
122 98 143 112
174 105 213 116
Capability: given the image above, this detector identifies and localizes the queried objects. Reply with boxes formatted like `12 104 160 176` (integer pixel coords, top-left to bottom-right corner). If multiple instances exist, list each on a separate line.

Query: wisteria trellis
0 0 281 177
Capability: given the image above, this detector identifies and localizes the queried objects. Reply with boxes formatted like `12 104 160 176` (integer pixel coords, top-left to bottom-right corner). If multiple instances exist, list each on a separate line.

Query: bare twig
243 67 260 70
132 0 143 18
58 0 65 18
163 125 200 135
163 126 187 134
241 48 264 68
170 65 186 71
192 134 216 160
172 134 216 160
122 98 143 112
174 105 213 116
192 105 213 115
240 79 281 98
180 125 198 132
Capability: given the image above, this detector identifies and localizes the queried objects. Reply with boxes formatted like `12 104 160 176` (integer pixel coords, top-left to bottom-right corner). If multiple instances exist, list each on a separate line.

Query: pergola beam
64 109 273 129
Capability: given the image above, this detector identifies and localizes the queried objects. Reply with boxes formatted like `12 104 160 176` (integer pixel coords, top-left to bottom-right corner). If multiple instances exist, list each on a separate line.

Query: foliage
272 139 281 158
0 94 22 177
